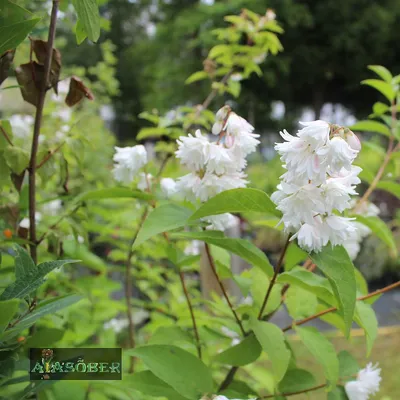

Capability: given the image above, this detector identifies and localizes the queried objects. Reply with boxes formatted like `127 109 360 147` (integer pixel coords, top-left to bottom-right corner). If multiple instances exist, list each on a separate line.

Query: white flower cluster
345 363 381 400
272 120 362 253
175 106 259 230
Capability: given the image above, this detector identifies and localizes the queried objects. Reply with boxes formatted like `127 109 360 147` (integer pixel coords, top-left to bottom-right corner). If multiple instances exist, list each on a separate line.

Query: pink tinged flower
225 113 255 137
298 120 330 146
290 216 329 253
345 131 362 151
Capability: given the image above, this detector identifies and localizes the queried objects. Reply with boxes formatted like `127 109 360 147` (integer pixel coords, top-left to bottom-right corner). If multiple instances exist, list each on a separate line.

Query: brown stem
132 304 177 320
204 242 246 336
218 366 239 391
179 271 202 359
282 280 400 332
1 126 13 146
28 0 59 263
259 383 327 399
199 71 232 112
36 142 65 169
258 236 290 319
126 207 149 373
354 100 397 212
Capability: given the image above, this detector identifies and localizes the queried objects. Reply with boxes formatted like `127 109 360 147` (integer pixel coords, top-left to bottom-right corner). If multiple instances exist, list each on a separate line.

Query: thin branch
199 71 232 113
258 236 290 319
126 207 149 373
282 280 400 332
28 0 59 263
131 304 177 321
0 126 13 146
36 142 65 169
179 271 202 359
204 242 246 336
218 366 239 391
258 383 327 399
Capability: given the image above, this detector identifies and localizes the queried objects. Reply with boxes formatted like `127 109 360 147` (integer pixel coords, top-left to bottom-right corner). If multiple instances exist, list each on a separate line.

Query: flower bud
345 131 361 151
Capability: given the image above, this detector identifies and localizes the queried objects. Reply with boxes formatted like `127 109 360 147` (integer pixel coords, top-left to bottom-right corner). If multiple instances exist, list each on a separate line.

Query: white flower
19 213 42 229
324 216 357 246
184 240 202 256
345 363 381 400
290 216 329 253
319 136 358 173
321 178 357 214
10 114 34 139
112 145 148 184
42 199 62 216
104 318 129 333
175 130 210 170
345 131 362 151
203 213 239 231
137 173 152 191
160 178 177 198
225 113 254 137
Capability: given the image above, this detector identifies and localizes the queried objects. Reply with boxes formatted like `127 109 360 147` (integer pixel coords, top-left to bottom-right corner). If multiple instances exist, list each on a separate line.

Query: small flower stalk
272 120 362 252
175 106 260 230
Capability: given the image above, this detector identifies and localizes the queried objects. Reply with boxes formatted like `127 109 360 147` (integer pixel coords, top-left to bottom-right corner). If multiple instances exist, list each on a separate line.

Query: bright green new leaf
190 188 280 221
133 204 193 248
0 299 20 332
284 243 308 271
214 334 262 366
76 187 153 202
295 326 339 387
72 0 100 42
368 65 393 83
0 120 13 150
354 301 378 356
171 231 273 277
311 246 356 336
354 215 397 257
185 71 208 85
278 368 316 394
361 79 395 102
129 345 214 400
376 181 400 199
75 19 87 45
285 285 318 320
338 350 359 378
251 320 290 383
4 145 30 174
350 120 391 137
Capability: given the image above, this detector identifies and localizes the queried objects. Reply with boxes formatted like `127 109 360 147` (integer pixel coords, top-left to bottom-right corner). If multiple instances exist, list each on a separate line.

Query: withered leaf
0 50 15 86
11 170 26 193
30 38 62 94
65 76 94 107
15 62 45 107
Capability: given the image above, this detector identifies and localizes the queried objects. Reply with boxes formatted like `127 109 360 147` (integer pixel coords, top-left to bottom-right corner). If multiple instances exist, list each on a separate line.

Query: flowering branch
28 0 59 263
258 236 290 319
204 242 246 336
282 280 400 332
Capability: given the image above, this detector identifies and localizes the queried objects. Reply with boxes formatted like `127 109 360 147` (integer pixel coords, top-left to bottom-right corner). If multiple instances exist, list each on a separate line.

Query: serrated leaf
368 65 393 83
251 320 290 383
311 246 356 336
171 231 273 277
126 371 188 400
72 0 100 42
295 326 339 388
278 368 316 394
361 79 395 102
354 301 378 356
284 243 307 271
350 120 391 137
133 204 193 249
190 188 280 221
214 334 262 366
75 187 153 202
354 215 397 257
128 345 214 400
285 285 318 319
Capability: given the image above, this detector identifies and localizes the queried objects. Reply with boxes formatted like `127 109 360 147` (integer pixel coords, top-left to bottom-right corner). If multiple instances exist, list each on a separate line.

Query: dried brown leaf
65 76 94 107
15 62 45 107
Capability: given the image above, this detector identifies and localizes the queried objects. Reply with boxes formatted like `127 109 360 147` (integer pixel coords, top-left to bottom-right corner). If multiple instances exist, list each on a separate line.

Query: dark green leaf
0 299 20 332
278 369 316 394
338 350 359 378
76 187 153 202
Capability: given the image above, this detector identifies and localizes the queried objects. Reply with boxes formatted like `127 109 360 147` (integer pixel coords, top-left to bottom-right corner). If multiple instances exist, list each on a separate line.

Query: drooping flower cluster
112 145 148 185
345 363 381 400
175 106 259 230
272 120 362 252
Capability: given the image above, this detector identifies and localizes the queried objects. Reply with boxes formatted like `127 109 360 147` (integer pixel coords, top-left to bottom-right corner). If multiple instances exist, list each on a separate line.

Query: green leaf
361 79 395 102
0 17 41 54
0 299 20 332
25 327 64 347
295 326 339 387
13 245 35 280
136 127 170 140
72 0 100 42
1 294 82 341
354 215 397 257
251 320 290 383
0 251 79 300
214 334 262 366
354 301 378 356
171 231 273 277
278 369 316 394
0 120 13 150
327 387 348 400
133 204 193 249
189 188 280 221
311 246 356 336
338 350 359 378
128 345 214 400
285 285 318 319
350 120 391 137
4 146 29 174
75 187 153 202
75 19 87 45
368 65 393 83
284 243 307 271
126 371 188 400
376 181 400 199
185 71 208 85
